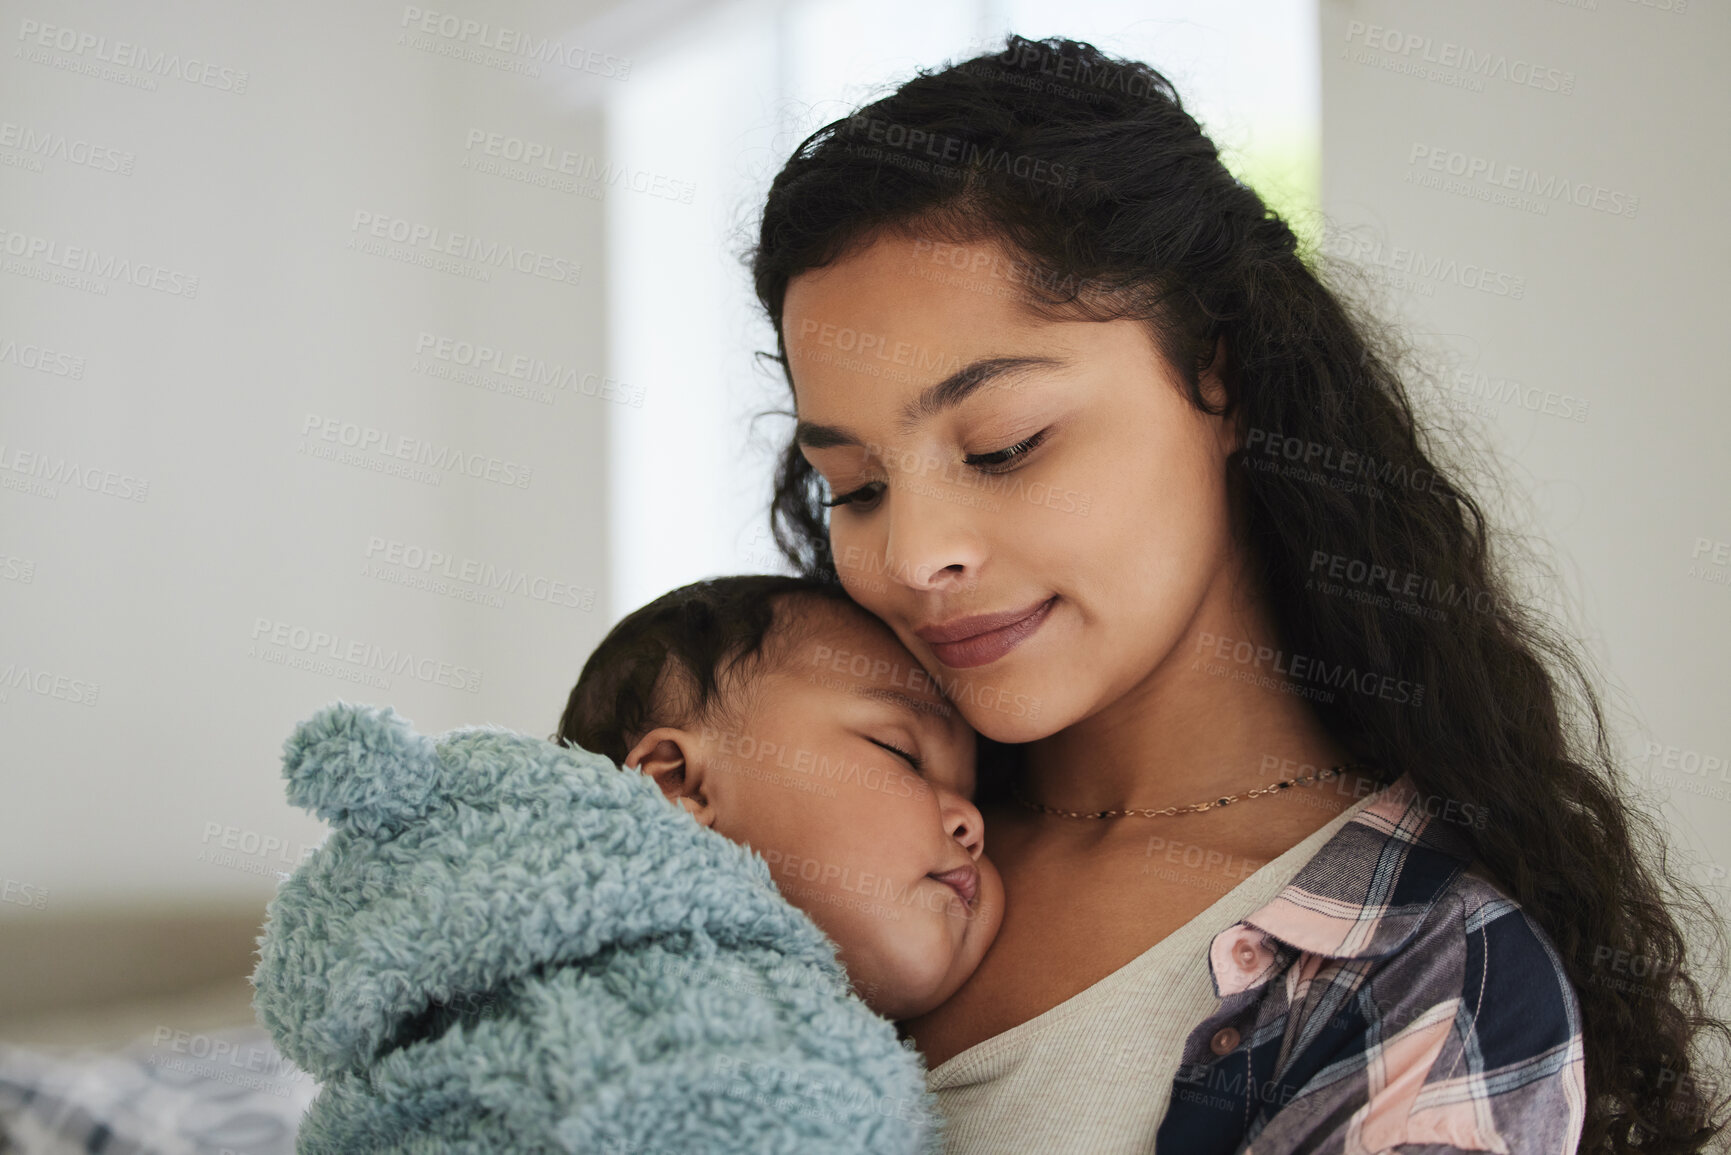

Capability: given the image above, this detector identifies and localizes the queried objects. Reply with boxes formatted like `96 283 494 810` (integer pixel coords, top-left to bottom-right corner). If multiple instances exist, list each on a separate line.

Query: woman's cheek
830 528 888 603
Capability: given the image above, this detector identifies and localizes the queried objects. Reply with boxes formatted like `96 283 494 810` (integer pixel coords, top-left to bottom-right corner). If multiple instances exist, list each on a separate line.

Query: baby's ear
624 728 715 826
282 701 440 838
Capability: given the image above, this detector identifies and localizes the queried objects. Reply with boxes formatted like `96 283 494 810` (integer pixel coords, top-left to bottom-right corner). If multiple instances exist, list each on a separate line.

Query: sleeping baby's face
622 601 1003 1021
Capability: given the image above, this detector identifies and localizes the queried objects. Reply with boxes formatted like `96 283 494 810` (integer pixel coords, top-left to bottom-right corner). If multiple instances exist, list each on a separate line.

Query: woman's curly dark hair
743 34 1730 1153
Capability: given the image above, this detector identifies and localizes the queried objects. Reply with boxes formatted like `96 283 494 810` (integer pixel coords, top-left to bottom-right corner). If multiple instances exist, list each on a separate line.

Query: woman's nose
880 479 986 593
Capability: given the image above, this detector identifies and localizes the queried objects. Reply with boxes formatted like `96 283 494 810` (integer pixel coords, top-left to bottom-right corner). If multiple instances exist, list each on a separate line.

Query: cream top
925 791 1378 1154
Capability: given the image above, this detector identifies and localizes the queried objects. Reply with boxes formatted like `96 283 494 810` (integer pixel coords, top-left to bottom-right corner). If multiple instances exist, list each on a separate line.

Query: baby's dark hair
555 573 863 767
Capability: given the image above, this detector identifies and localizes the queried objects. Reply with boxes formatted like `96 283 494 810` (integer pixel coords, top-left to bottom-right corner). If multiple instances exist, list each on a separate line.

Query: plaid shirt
1155 775 1586 1155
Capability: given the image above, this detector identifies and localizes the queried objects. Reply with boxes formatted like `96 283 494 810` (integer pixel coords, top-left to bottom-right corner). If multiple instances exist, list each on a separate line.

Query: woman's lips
919 595 1056 669
928 864 979 909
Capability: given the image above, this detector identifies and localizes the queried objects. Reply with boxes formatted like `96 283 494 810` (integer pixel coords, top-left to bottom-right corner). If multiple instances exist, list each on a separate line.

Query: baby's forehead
781 596 912 665
774 597 954 711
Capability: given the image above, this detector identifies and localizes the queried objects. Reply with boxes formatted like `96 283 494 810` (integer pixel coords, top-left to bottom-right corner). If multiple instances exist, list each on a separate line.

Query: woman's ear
622 727 716 827
1200 334 1240 454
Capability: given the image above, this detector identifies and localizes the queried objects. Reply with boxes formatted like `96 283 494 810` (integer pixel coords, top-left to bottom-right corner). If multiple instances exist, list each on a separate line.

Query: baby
254 571 991 1152
555 571 1004 1021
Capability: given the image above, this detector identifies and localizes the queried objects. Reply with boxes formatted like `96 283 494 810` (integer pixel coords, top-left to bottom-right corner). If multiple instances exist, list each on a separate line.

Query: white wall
0 0 627 914
1318 0 1731 910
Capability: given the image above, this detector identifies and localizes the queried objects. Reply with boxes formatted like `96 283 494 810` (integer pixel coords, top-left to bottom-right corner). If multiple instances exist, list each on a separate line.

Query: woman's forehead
785 232 1030 334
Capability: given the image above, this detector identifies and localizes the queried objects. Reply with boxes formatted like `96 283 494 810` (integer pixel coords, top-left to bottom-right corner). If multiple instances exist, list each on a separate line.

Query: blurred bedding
0 983 313 1155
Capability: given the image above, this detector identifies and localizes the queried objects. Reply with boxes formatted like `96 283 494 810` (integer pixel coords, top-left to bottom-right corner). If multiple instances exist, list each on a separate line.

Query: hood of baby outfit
251 701 841 1082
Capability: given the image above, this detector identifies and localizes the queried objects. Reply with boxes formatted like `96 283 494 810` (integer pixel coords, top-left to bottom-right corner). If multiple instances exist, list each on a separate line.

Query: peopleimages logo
0 443 149 502
1341 20 1575 95
1437 367 1590 423
15 18 250 93
348 211 581 287
1192 631 1424 707
413 331 644 407
398 7 631 79
1306 550 1511 620
363 536 596 611
461 130 694 204
0 659 100 706
248 618 483 693
1407 144 1639 219
0 225 199 297
299 414 533 489
0 120 134 174
0 335 85 378
1321 229 1526 299
0 879 48 910
844 114 1078 188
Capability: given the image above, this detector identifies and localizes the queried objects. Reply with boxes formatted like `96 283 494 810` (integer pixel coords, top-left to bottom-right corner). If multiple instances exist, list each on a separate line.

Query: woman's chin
955 695 1066 746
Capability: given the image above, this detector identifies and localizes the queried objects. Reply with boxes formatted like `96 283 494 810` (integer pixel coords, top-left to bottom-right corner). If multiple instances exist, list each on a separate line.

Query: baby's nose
939 787 986 857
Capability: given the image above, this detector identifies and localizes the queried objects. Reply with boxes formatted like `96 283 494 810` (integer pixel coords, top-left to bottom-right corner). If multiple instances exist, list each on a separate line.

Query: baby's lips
928 863 979 908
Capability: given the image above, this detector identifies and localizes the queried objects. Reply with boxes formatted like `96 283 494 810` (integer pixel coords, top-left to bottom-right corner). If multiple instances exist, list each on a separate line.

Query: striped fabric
1155 775 1586 1155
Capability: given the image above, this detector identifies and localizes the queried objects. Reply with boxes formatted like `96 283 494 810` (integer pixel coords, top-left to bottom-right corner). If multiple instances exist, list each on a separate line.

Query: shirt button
1233 940 1260 970
1209 1027 1240 1055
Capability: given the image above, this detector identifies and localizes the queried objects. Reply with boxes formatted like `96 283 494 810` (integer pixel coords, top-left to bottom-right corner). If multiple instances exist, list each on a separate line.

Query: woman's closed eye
963 428 1048 472
822 480 883 509
820 428 1051 509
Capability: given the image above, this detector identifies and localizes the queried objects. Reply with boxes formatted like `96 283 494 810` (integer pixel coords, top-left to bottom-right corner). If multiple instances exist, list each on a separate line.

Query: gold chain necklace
1010 763 1360 819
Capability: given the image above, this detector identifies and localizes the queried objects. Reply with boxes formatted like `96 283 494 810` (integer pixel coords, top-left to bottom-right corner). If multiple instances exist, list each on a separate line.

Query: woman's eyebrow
794 354 1067 449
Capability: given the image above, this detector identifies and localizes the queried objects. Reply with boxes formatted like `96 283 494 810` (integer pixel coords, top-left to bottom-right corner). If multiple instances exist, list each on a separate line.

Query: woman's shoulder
1337 857 1586 1153
1378 856 1584 1052
1257 773 1583 1026
1175 780 1587 1154
1335 785 1582 1027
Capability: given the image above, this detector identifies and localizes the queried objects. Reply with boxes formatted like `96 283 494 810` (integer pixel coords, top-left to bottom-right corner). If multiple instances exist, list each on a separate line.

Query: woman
743 34 1728 1155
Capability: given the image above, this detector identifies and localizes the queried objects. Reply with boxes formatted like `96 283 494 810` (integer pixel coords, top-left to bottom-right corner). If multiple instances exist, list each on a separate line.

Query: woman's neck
1021 579 1354 816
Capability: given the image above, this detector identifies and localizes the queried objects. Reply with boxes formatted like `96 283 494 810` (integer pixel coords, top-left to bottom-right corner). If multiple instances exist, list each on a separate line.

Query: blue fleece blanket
250 702 942 1154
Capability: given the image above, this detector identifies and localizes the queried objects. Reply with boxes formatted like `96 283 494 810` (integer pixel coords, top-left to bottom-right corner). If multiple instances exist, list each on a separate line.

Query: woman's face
783 230 1239 744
